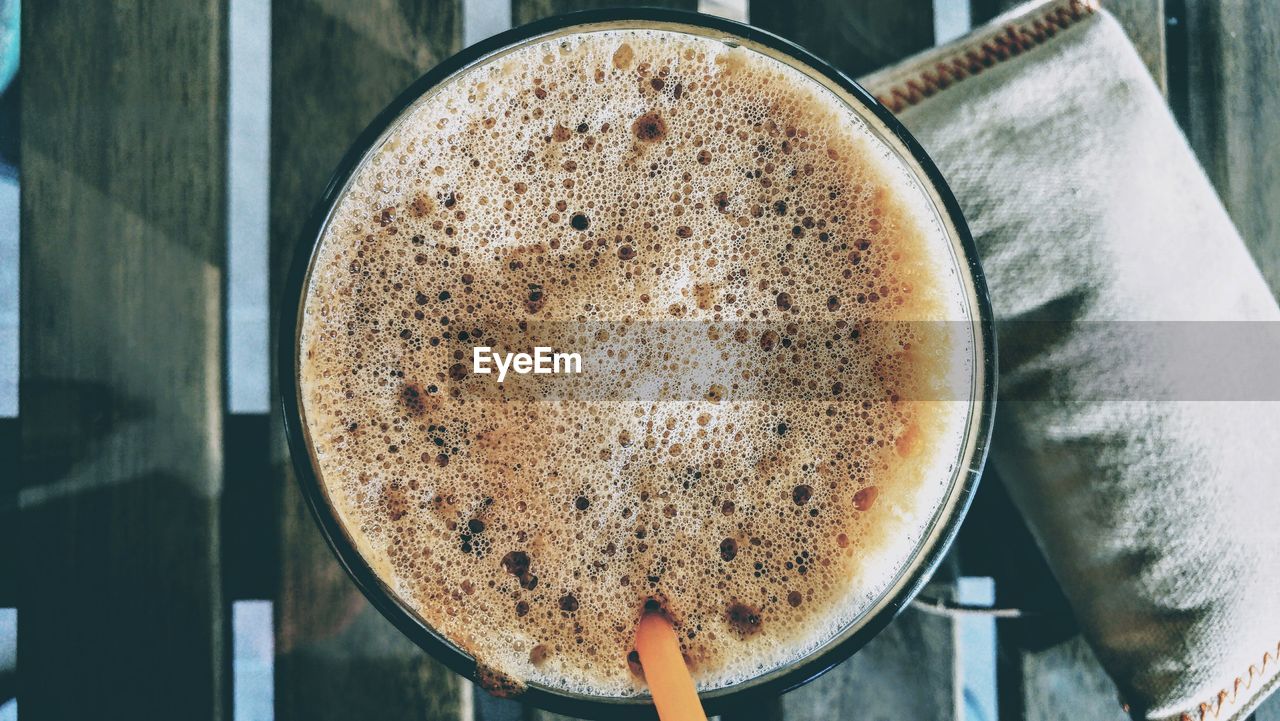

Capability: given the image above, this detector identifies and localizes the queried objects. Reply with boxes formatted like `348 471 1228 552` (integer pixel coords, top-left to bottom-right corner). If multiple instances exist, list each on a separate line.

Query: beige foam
298 27 974 697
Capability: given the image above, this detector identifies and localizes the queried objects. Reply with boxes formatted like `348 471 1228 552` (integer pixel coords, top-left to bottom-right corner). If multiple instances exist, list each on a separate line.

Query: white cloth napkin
860 2 1280 719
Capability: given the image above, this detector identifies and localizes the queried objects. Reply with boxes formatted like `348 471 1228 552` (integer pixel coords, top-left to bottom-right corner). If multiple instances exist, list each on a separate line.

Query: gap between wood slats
227 0 272 417
224 413 278 602
0 417 13 608
0 33 15 422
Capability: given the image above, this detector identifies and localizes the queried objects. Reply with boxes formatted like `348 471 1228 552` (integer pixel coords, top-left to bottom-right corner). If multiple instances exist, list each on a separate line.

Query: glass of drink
279 9 995 718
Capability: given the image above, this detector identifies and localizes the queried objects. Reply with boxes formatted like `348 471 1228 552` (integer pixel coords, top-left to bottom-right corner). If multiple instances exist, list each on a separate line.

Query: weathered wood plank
512 0 696 28
472 693 529 721
751 0 935 80
1178 0 1280 297
1106 0 1167 93
1018 637 1129 721
270 1 466 719
18 0 227 718
522 707 583 721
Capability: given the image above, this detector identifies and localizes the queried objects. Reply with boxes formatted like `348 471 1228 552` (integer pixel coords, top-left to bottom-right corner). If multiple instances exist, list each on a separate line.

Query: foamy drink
297 25 975 697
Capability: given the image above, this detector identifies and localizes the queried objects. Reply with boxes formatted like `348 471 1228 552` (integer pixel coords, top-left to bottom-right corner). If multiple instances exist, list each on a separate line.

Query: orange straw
634 611 707 721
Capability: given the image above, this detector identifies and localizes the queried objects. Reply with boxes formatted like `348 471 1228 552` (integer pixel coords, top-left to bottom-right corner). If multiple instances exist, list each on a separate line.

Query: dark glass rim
278 8 998 719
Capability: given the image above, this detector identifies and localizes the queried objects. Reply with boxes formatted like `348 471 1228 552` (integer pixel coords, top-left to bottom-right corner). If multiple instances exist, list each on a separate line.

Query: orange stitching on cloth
1179 640 1280 721
875 0 1099 112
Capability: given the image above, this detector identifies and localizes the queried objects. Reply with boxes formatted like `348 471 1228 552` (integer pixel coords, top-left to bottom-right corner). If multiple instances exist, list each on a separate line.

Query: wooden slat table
18 1 228 718
8 0 1278 720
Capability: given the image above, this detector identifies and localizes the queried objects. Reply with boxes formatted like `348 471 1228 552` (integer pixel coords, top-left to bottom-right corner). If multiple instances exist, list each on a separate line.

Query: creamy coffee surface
298 27 973 696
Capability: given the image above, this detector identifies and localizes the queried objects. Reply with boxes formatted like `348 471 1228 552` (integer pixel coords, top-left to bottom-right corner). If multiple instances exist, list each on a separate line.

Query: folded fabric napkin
860 2 1280 720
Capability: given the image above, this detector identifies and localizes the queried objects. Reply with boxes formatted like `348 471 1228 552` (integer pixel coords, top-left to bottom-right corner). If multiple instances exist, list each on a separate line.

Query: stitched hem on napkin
865 0 1098 112
1181 641 1280 721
